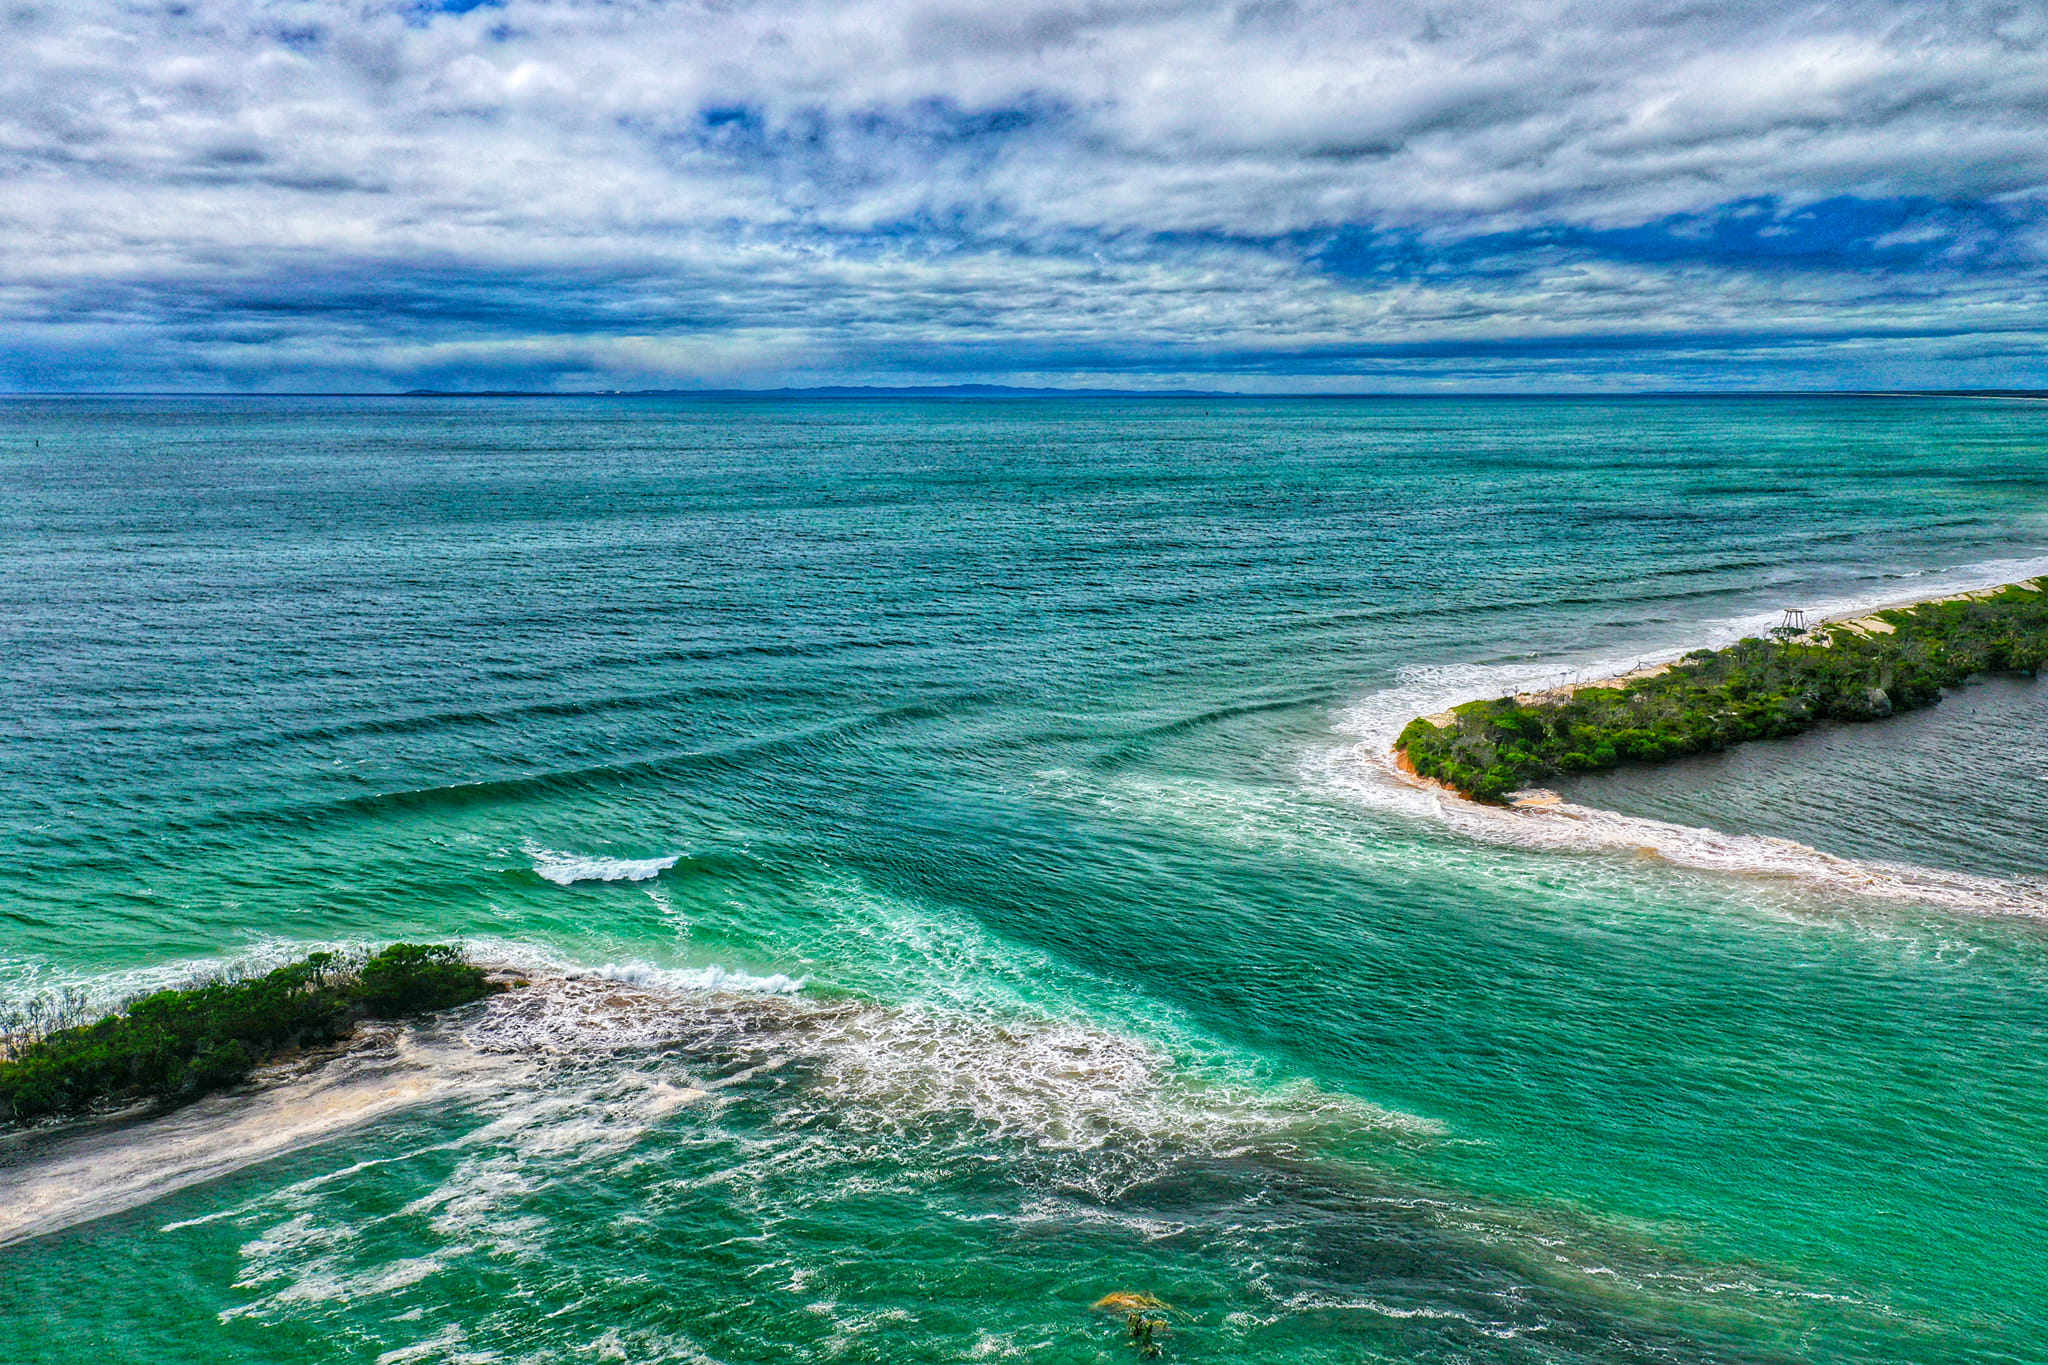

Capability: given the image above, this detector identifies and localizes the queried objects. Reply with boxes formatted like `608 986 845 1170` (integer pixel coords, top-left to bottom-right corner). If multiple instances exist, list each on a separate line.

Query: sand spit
1 1047 425 1248
0 967 784 1248
0 1016 524 1250
1349 577 2048 916
1353 729 2048 917
0 960 1405 1250
1397 579 2044 789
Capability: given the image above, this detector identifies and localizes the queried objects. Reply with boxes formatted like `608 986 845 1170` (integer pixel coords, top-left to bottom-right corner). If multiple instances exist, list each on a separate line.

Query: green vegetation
1397 578 2048 803
0 944 498 1127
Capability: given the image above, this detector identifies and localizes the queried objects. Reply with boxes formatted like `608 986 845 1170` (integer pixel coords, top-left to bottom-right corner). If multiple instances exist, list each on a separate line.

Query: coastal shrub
1397 578 2048 802
0 943 498 1127
358 943 493 1016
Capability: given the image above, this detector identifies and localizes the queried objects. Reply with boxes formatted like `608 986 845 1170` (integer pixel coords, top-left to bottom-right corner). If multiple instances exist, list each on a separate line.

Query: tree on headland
1397 578 2048 802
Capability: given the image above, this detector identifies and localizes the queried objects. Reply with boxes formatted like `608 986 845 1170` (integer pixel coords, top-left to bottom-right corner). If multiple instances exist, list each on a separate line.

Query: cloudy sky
4 0 2047 392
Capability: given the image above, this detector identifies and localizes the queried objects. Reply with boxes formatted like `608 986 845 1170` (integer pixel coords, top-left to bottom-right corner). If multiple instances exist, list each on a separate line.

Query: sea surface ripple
3 395 2048 1364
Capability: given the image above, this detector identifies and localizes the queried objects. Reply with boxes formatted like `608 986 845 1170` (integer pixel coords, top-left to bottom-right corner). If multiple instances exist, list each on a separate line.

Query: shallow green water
3 395 2048 1363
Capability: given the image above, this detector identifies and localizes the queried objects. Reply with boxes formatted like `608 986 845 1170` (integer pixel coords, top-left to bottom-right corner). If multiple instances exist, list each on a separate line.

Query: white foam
588 960 805 996
456 937 810 998
0 936 1431 1254
374 1326 484 1365
1497 795 2045 913
1308 555 2048 918
526 845 680 886
1279 1292 1489 1324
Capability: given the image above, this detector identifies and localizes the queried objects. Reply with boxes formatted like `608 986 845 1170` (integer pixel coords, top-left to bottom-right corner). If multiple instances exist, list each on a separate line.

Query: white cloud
0 0 2044 388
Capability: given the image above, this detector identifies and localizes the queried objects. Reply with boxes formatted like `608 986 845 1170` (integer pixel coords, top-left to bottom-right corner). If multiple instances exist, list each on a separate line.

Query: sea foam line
587 960 806 995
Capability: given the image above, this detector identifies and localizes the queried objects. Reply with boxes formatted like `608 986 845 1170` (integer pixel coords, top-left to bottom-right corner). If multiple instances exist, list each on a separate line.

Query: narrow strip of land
1395 577 2048 803
0 944 502 1127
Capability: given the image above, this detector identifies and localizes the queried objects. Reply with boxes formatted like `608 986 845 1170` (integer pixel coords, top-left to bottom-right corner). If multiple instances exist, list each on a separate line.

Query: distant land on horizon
6 386 2047 400
383 385 2048 400
397 384 1240 398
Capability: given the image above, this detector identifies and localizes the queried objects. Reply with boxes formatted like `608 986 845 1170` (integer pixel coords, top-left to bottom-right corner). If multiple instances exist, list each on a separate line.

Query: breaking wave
587 960 806 995
525 845 681 886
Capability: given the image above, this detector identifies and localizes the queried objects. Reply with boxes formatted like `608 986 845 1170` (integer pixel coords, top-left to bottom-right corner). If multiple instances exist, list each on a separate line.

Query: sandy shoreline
0 1026 483 1248
0 955 1366 1251
0 966 737 1249
0 969 556 1249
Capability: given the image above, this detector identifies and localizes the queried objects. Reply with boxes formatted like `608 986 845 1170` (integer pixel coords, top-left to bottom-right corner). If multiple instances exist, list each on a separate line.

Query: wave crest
525 845 681 886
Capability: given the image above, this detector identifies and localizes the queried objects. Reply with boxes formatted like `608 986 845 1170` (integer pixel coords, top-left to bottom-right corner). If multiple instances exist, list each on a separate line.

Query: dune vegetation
0 944 499 1127
1397 578 2048 803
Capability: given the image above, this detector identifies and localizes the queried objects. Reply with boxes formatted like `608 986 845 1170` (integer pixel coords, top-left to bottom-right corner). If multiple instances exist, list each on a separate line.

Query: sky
3 0 2047 393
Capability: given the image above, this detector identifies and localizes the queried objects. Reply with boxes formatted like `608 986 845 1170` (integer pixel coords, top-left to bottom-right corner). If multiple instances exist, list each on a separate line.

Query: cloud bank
3 0 2046 390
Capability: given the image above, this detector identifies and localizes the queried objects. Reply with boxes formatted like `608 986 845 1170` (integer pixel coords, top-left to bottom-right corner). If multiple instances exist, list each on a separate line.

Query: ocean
3 394 2047 1363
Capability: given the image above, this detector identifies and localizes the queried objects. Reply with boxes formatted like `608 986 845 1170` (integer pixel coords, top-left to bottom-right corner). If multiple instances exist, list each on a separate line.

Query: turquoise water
3 395 2048 1363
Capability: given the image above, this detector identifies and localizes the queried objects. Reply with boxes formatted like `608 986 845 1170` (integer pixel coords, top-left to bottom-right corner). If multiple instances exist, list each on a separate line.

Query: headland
1394 577 2048 803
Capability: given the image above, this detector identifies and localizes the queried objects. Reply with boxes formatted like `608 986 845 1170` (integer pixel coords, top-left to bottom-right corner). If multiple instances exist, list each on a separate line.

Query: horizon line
5 385 2048 401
